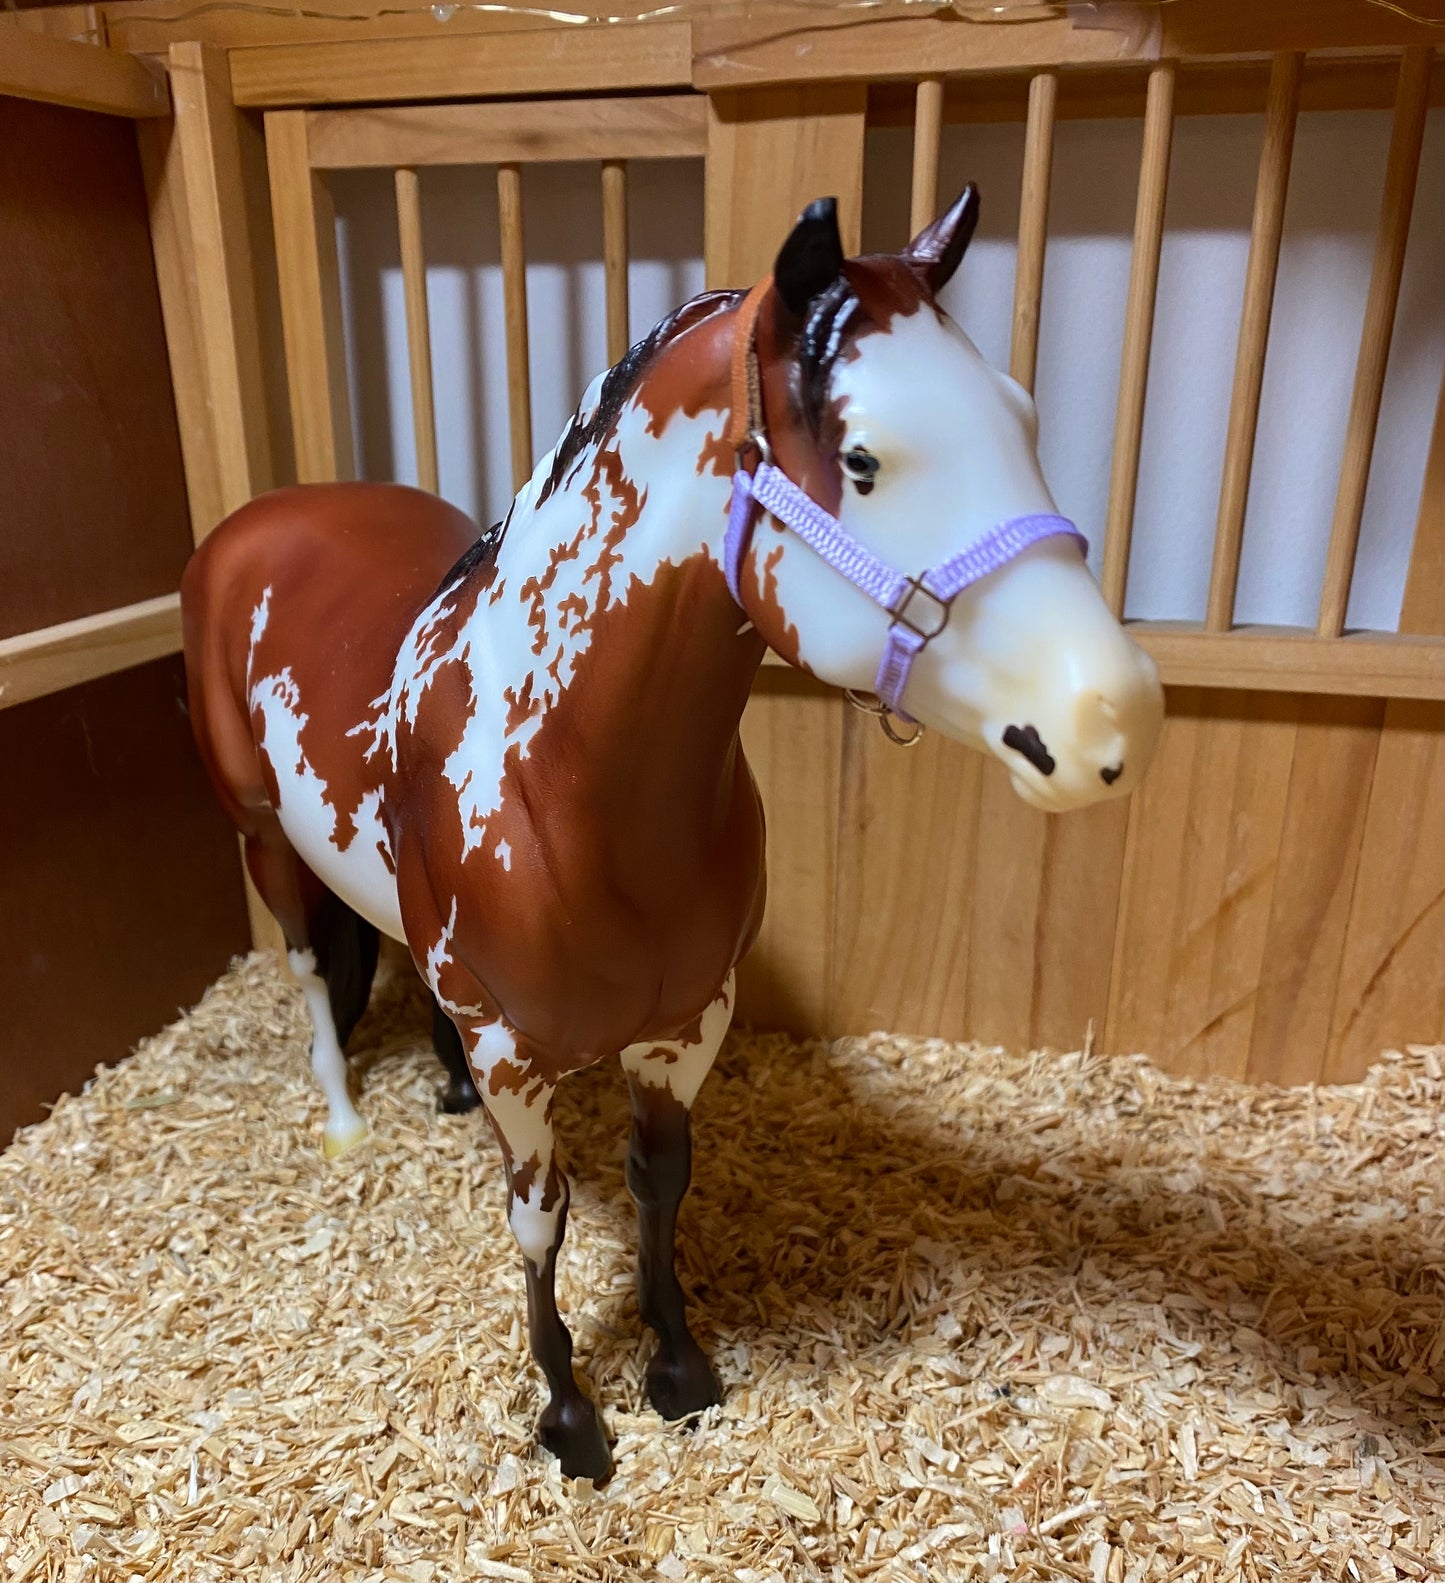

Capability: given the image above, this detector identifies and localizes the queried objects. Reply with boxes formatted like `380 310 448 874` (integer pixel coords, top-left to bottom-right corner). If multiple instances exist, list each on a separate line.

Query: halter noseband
722 276 1088 743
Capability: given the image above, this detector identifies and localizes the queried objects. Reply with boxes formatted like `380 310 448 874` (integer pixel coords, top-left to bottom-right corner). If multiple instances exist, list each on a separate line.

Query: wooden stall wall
0 93 251 1144
6 2 1437 1094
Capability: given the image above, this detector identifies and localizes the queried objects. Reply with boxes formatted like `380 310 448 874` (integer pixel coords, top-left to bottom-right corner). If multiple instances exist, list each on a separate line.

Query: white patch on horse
247 654 406 942
495 839 512 871
423 896 486 1019
620 971 735 1110
466 1022 561 1270
365 369 732 864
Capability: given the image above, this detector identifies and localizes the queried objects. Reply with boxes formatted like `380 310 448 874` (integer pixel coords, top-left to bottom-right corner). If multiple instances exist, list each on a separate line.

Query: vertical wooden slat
265 110 354 482
1205 51 1302 633
909 75 944 237
601 158 630 367
496 161 533 492
1010 69 1057 394
1317 46 1432 638
1101 62 1176 617
1325 375 1445 1079
394 166 438 494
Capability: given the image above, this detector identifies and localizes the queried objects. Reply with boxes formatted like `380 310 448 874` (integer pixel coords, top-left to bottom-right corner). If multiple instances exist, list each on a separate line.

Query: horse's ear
904 184 980 293
774 197 846 318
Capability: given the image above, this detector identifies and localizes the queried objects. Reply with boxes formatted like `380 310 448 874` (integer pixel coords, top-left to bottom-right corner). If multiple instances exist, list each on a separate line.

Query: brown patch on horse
394 549 766 1080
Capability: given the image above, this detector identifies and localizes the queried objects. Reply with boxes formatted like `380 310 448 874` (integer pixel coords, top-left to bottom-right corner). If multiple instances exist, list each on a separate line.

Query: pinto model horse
182 190 1163 1480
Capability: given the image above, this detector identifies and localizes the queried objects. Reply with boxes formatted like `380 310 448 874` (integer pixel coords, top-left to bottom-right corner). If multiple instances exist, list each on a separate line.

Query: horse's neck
438 336 763 815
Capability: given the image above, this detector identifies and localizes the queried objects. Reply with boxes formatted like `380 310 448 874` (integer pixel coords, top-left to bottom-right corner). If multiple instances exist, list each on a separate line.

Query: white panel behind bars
333 108 1442 632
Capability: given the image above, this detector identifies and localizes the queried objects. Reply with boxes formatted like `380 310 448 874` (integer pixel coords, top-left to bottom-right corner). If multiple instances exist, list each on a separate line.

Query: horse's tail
179 507 277 838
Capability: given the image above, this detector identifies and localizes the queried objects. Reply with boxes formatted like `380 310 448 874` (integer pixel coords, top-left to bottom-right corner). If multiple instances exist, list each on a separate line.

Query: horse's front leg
464 1023 612 1482
619 972 733 1421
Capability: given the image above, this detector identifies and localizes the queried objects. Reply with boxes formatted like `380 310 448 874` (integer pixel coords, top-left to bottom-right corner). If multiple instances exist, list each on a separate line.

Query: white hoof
322 1113 370 1159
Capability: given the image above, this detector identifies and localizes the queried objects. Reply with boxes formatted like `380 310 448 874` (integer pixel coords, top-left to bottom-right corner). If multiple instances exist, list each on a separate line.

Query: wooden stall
2 0 1441 1102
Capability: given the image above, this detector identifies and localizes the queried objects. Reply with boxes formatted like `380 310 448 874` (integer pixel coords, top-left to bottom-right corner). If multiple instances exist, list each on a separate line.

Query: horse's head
732 190 1163 813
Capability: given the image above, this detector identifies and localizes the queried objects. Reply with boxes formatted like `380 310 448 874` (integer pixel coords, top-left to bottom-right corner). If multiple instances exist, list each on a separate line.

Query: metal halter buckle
889 577 951 643
843 689 926 748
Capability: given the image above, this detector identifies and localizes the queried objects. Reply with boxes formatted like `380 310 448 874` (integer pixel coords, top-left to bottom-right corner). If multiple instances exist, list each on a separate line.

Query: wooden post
265 109 355 483
497 162 533 492
1206 52 1302 632
394 166 439 494
1101 62 1176 617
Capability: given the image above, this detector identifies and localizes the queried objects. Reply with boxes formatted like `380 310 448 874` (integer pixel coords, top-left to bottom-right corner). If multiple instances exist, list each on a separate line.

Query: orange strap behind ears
729 276 773 452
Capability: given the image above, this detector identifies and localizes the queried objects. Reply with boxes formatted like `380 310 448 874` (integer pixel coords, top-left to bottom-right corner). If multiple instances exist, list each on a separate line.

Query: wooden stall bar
1317 46 1433 638
1206 52 1303 632
497 162 534 491
909 76 944 236
601 158 630 366
1101 62 1176 616
394 166 439 495
1010 69 1058 393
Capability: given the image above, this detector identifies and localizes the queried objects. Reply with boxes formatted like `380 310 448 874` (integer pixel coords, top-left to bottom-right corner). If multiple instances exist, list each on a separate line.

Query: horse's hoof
322 1117 370 1159
538 1395 612 1483
438 1077 483 1115
646 1343 722 1422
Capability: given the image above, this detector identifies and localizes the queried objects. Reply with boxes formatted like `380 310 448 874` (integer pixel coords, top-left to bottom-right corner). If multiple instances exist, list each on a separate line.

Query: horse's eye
842 445 880 496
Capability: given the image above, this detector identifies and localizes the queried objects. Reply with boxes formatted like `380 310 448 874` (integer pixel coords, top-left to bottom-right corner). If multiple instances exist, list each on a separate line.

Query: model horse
181 189 1163 1480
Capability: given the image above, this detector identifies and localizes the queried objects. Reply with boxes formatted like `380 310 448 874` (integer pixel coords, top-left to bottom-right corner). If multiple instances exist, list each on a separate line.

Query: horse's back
181 483 482 913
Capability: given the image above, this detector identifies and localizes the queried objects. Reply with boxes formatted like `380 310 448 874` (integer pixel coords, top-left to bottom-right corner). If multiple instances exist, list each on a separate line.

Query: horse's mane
536 289 744 509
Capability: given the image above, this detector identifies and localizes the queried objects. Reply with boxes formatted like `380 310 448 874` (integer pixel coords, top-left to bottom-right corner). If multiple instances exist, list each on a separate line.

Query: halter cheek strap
722 277 1088 725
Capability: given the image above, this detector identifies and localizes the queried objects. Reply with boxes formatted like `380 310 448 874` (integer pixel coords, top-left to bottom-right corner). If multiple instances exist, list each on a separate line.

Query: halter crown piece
722 276 1089 744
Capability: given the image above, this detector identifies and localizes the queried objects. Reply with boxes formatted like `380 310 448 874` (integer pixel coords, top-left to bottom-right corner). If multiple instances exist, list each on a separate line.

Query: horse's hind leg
619 973 734 1422
243 829 372 1156
430 996 482 1114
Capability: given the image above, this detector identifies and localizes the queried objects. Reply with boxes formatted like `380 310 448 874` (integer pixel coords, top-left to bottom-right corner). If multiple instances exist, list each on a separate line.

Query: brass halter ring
844 689 926 748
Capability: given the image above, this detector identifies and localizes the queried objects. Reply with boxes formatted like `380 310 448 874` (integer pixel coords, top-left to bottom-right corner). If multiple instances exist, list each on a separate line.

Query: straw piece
1 951 1439 1579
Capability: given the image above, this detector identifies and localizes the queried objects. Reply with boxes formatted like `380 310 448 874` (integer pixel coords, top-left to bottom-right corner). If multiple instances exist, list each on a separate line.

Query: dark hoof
646 1343 722 1422
538 1394 612 1483
438 1075 483 1114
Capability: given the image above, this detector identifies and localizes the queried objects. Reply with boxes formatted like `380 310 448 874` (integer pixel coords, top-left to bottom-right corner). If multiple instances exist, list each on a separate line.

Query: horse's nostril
1100 762 1124 786
1002 723 1055 777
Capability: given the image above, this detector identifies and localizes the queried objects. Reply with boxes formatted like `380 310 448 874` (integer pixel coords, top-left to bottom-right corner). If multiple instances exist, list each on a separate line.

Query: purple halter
723 457 1087 723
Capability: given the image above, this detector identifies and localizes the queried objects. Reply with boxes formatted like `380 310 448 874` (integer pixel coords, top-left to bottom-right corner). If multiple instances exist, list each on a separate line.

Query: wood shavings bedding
1 952 1440 1581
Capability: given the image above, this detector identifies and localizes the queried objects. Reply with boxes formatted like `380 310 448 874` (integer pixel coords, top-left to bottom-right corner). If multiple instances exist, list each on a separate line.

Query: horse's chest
398 747 765 1066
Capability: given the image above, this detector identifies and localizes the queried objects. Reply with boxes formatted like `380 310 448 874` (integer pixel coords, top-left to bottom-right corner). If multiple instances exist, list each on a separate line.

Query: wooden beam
306 94 706 170
1127 624 1445 699
694 9 1148 91
760 626 1444 699
0 28 168 118
0 595 182 711
230 23 692 108
498 163 533 492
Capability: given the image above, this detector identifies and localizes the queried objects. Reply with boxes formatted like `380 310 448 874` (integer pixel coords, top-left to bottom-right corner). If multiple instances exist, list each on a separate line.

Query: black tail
314 892 380 1050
